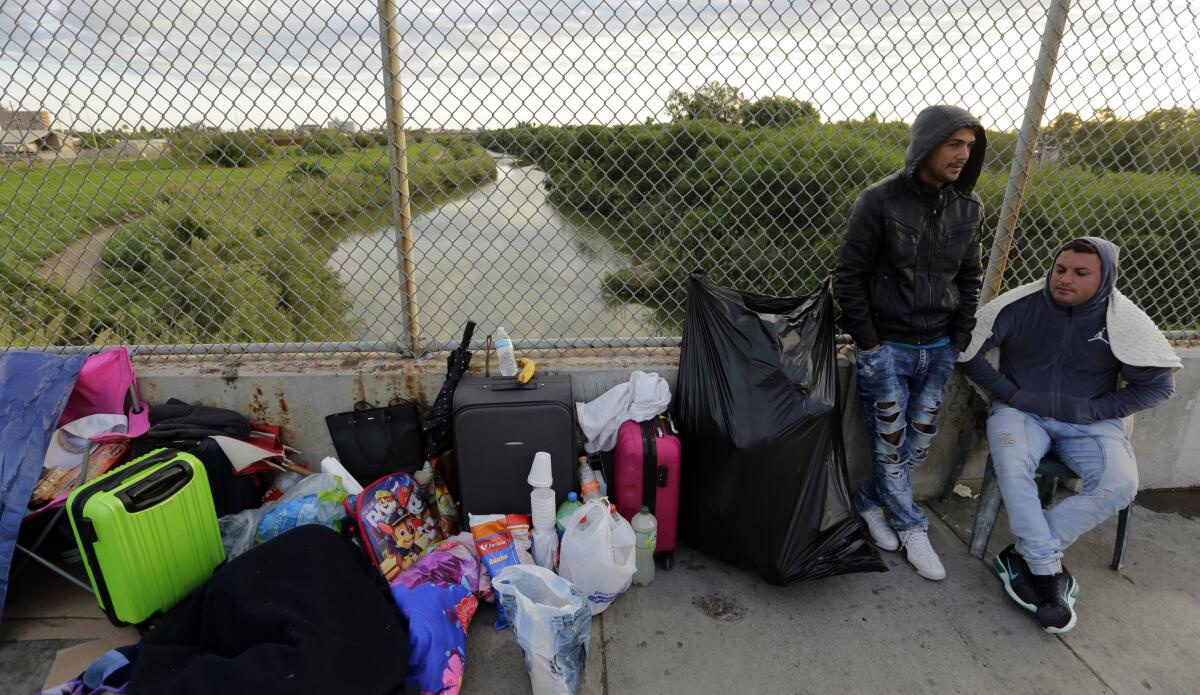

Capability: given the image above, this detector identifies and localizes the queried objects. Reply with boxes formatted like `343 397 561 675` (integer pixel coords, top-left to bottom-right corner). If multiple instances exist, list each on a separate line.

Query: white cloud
1 0 1193 132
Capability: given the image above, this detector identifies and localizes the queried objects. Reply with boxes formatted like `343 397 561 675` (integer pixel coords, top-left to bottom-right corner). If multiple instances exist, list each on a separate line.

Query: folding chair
9 348 149 596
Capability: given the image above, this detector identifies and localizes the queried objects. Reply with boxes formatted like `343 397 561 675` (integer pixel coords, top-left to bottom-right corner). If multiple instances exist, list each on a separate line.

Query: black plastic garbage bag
676 273 885 585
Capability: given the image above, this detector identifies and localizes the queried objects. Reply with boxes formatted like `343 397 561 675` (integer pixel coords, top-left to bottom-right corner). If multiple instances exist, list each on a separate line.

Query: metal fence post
980 0 1073 304
377 0 422 355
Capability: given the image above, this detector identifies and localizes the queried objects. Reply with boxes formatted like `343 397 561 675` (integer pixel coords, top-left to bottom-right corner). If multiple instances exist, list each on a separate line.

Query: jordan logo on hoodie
1088 327 1109 345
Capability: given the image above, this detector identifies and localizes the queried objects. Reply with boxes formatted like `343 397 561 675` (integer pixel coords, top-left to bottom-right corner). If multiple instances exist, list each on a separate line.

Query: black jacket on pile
130 525 409 695
834 105 987 351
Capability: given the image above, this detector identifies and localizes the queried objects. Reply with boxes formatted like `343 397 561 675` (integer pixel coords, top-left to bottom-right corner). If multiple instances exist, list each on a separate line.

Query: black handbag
325 398 425 486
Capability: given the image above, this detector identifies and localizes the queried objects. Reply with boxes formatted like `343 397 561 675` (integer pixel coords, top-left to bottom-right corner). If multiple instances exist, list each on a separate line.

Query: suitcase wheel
662 551 674 571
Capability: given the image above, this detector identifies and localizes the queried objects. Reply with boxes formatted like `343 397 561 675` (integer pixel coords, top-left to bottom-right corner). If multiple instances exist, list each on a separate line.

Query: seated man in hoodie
959 237 1179 634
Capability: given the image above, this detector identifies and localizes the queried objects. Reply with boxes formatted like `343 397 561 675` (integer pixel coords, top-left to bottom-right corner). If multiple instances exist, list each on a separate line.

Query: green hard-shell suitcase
67 447 225 625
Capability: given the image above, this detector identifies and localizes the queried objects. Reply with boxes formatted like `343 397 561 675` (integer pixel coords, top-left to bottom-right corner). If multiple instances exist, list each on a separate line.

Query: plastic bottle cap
567 492 577 501
641 505 650 513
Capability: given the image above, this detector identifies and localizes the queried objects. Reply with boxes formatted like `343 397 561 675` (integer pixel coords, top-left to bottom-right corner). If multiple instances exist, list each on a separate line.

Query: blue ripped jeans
853 344 958 530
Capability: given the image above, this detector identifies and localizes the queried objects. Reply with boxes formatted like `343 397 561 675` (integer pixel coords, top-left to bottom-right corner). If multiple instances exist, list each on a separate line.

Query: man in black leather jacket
834 105 987 581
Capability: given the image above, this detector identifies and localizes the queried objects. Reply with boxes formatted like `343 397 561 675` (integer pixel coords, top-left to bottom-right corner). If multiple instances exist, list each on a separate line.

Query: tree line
650 81 1200 177
477 87 1200 330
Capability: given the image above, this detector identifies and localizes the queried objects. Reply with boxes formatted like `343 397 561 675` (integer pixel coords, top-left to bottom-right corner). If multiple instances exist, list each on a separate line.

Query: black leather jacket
834 105 987 351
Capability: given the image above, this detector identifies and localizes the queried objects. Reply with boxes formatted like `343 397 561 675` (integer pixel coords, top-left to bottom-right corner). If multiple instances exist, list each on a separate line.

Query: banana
515 357 536 384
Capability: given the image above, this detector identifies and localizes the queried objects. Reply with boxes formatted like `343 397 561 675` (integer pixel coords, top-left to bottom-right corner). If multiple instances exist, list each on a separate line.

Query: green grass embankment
0 141 496 345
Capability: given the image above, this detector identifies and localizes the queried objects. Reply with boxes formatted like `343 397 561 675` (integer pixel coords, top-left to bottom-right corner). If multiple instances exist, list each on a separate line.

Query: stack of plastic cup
528 452 559 570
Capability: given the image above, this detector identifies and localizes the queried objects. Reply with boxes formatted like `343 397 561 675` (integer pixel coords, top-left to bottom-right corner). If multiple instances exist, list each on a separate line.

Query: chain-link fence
2 0 1197 356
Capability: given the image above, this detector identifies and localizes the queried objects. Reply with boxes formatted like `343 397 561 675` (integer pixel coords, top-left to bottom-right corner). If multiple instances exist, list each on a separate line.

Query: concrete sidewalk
5 493 1200 694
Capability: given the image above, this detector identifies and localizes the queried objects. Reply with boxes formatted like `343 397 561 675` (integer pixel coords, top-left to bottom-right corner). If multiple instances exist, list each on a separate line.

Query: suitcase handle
484 379 538 392
116 462 194 512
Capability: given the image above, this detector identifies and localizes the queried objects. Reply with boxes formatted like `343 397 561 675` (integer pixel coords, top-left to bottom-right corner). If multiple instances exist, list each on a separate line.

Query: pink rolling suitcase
614 413 681 569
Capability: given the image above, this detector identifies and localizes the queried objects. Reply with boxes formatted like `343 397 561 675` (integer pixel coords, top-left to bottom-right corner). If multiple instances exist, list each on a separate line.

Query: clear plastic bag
218 472 348 560
256 489 346 543
493 565 591 695
557 498 636 615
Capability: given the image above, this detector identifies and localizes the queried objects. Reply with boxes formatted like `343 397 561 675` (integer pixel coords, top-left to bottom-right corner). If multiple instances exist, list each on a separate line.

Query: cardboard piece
41 630 139 690
1 565 109 641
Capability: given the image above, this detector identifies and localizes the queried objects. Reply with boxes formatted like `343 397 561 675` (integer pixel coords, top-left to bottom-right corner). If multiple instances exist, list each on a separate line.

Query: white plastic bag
531 525 558 571
494 565 591 695
319 456 364 494
557 498 636 615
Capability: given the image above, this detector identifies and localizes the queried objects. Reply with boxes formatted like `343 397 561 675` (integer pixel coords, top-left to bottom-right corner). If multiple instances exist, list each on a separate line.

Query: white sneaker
899 528 946 581
858 507 899 551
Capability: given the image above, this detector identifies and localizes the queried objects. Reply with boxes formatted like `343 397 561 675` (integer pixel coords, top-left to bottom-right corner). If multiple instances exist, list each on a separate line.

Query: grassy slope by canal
0 141 496 346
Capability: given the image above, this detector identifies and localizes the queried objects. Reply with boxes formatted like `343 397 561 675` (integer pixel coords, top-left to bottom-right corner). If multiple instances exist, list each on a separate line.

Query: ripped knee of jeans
874 428 906 463
911 400 940 432
881 460 908 487
874 400 905 441
908 434 934 467
903 403 940 467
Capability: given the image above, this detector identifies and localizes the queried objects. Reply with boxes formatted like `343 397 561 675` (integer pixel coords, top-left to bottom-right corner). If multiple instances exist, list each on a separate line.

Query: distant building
1031 132 1065 168
0 108 53 131
108 138 170 159
1036 143 1063 165
295 123 323 134
1 129 80 159
0 108 82 159
409 128 480 137
1 130 39 156
329 119 360 134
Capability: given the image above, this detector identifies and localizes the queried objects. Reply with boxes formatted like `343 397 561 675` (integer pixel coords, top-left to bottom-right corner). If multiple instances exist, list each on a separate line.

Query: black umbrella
422 321 475 458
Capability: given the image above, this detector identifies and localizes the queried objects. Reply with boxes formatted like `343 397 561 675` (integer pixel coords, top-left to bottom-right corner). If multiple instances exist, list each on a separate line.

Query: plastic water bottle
495 326 518 377
555 492 582 539
577 457 601 501
631 506 657 586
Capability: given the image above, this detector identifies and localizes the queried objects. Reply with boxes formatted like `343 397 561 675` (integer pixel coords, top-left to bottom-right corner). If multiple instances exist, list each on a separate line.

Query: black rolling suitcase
451 375 575 516
132 436 267 518
189 438 268 518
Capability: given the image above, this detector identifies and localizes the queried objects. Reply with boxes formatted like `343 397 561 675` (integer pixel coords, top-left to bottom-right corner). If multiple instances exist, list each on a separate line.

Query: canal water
329 156 662 346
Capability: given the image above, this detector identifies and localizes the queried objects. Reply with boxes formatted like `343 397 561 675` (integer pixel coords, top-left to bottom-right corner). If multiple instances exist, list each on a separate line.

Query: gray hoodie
960 237 1175 423
903 104 987 196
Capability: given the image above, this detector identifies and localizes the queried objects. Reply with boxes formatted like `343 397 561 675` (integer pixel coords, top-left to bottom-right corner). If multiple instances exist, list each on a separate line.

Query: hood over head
1043 236 1119 311
904 105 987 194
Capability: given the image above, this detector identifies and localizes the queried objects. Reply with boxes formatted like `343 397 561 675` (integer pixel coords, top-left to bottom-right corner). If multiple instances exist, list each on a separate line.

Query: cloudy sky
1 0 1195 132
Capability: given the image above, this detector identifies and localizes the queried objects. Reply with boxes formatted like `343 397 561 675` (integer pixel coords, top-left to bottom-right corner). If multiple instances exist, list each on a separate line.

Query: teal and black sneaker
993 544 1037 613
1033 568 1080 634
